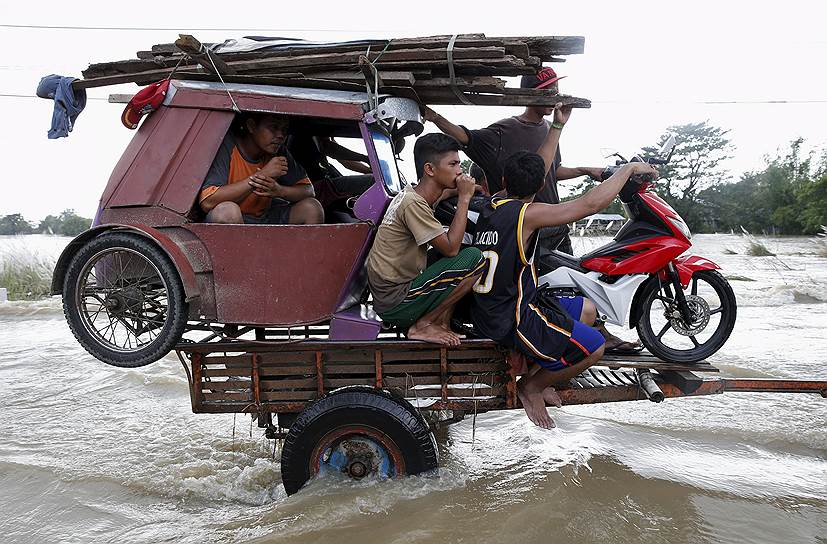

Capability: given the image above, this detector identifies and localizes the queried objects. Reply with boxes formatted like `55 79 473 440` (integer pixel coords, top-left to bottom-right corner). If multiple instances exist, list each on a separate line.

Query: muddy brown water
1 234 825 543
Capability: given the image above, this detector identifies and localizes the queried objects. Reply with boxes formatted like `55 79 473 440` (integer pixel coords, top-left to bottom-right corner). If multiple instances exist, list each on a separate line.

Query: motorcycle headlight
668 216 692 239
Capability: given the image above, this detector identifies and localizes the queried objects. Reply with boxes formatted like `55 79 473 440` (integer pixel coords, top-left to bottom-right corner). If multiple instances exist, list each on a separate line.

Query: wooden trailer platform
175 337 827 420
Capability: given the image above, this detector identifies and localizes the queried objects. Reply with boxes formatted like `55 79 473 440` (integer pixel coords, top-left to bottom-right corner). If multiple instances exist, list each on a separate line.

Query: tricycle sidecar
52 80 418 367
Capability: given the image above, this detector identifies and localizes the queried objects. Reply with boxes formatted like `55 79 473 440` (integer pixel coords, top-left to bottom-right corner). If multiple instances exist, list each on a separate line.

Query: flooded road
1 234 825 543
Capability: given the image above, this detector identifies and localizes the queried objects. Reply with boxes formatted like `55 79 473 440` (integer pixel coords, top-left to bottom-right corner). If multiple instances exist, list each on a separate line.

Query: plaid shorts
379 247 485 328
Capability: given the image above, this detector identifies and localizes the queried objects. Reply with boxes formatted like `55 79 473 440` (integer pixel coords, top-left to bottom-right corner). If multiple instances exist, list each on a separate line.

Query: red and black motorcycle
537 136 737 362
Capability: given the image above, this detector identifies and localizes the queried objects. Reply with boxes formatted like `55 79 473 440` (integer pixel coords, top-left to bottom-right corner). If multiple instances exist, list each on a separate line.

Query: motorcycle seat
537 250 587 275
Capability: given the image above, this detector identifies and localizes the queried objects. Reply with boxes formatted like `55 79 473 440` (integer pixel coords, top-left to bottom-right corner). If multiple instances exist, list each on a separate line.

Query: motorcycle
536 135 736 362
436 135 737 363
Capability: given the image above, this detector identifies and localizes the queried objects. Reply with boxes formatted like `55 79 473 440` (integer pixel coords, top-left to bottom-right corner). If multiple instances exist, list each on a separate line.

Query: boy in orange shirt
199 113 324 224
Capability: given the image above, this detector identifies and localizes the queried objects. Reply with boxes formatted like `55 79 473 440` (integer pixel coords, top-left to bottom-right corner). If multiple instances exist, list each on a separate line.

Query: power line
4 92 827 105
0 23 389 33
0 93 111 101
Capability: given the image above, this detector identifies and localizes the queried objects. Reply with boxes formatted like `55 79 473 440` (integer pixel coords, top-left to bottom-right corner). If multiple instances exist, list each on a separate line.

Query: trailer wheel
62 232 188 368
280 386 438 495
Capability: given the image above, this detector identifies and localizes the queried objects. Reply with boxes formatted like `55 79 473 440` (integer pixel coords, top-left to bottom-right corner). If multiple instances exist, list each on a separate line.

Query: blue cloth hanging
36 75 87 139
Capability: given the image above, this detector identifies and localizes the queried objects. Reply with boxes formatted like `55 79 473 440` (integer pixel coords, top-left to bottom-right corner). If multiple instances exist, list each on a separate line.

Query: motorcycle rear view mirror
601 148 627 164
659 134 677 160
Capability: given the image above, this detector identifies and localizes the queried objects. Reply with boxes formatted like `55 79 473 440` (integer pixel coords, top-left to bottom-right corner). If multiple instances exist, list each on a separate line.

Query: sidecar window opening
197 114 375 224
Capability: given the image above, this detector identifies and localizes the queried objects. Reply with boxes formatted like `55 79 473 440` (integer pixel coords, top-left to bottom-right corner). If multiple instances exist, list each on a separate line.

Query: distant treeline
574 123 826 235
0 210 92 237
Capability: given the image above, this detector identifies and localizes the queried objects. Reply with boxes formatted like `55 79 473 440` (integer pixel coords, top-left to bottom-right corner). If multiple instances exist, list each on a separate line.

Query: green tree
36 210 93 236
643 121 734 231
0 214 33 235
699 139 824 234
54 210 92 236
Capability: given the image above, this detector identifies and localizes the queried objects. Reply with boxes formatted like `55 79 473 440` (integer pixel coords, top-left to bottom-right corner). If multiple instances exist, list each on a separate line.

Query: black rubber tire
636 269 736 363
280 386 438 495
62 232 189 368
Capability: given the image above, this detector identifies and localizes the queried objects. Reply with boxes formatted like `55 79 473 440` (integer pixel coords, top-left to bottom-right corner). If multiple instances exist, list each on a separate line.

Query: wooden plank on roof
175 34 237 76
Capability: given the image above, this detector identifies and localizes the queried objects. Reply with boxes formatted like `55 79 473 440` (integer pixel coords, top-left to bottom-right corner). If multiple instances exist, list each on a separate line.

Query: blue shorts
516 296 605 372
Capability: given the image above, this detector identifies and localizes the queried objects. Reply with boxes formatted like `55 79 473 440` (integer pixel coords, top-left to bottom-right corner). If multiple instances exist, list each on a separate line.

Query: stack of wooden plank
76 34 590 107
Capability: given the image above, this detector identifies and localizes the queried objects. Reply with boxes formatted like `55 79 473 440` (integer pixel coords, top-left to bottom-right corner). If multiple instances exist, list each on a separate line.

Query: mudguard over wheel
636 269 736 363
62 232 189 367
280 386 438 495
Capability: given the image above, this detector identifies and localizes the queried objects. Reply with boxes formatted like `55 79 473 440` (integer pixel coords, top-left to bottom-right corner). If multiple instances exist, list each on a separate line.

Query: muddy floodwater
1 234 825 543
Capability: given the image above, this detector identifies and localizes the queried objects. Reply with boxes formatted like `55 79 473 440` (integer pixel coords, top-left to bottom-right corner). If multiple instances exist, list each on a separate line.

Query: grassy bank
0 253 54 300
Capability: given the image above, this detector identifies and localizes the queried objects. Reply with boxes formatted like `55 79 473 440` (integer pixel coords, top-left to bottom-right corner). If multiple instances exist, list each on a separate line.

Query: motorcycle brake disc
668 294 711 336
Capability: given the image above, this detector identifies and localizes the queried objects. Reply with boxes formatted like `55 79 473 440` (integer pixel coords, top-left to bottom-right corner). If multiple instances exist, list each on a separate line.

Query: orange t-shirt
199 134 310 217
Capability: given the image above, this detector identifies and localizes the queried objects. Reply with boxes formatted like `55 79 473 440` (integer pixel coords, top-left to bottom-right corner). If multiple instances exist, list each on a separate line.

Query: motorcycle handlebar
600 165 656 183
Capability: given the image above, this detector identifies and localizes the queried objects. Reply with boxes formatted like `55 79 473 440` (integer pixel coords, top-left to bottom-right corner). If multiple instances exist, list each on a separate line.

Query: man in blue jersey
471 104 658 428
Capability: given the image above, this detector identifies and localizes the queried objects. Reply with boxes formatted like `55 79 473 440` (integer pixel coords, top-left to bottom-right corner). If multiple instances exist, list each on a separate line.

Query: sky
2 0 826 221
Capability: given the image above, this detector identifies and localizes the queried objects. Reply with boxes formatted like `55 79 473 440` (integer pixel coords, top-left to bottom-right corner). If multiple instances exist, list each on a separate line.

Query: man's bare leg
205 201 243 224
407 273 481 346
516 345 605 429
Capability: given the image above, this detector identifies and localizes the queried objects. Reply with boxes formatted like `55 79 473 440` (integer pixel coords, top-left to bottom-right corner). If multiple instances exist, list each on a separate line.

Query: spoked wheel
636 270 736 363
63 232 188 367
280 387 438 495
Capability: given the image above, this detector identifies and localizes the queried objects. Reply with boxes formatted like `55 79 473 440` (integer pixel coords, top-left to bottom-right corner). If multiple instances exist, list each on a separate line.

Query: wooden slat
200 380 253 392
201 354 254 366
407 386 503 398
257 352 315 365
260 390 319 401
202 367 252 377
383 375 443 388
259 377 317 389
380 363 441 374
446 349 503 360
89 42 507 78
176 34 237 76
440 362 507 373
257 365 315 376
381 351 440 362
324 377 375 388
319 350 376 362
324 364 376 375
202 392 253 401
415 91 591 108
382 374 505 388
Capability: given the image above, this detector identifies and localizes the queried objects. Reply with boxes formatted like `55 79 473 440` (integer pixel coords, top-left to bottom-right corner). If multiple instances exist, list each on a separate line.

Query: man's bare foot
603 335 643 353
407 323 461 346
517 377 555 429
542 386 563 408
598 324 642 353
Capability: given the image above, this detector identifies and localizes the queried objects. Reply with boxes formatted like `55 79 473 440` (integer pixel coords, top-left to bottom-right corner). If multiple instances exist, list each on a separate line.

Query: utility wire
0 23 390 33
0 93 111 101
7 93 827 105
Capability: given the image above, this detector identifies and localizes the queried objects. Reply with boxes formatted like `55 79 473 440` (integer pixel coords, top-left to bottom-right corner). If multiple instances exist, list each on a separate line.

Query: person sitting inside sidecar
198 112 325 225
287 133 374 222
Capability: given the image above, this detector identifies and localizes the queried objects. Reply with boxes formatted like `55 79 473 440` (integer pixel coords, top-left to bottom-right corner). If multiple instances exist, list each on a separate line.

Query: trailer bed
175 338 827 417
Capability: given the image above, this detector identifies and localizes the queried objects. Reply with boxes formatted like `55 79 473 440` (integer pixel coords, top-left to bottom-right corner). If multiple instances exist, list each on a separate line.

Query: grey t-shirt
461 116 562 203
366 186 445 314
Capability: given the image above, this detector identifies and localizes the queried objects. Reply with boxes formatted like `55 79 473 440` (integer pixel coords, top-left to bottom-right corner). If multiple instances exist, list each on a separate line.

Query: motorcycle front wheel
636 270 736 363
